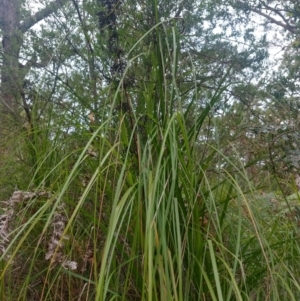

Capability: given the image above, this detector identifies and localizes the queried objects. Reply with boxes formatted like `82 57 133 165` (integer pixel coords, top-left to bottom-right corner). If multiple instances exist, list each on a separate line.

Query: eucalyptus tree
0 0 86 195
0 0 69 116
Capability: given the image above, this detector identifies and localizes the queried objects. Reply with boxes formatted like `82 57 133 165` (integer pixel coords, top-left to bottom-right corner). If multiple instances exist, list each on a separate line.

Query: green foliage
1 0 300 300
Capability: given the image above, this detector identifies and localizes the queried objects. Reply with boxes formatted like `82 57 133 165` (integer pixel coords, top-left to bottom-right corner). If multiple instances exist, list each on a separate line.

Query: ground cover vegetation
1 0 300 300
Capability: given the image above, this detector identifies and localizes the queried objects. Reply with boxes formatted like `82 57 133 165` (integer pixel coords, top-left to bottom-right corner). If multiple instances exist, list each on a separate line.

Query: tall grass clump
1 6 300 301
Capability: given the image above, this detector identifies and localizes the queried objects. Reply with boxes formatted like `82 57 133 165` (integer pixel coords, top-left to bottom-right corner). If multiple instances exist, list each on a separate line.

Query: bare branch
20 0 69 33
251 7 298 34
259 1 295 29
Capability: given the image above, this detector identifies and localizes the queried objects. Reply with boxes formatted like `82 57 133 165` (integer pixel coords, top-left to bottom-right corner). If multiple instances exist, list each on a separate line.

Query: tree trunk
0 0 23 113
0 0 69 115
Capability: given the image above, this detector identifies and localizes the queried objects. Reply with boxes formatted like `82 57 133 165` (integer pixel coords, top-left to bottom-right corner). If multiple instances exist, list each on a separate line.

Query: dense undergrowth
1 8 300 301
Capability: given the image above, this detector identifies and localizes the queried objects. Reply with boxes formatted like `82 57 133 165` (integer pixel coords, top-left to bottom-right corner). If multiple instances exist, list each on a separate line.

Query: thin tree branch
259 1 296 30
251 7 298 34
20 0 69 33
